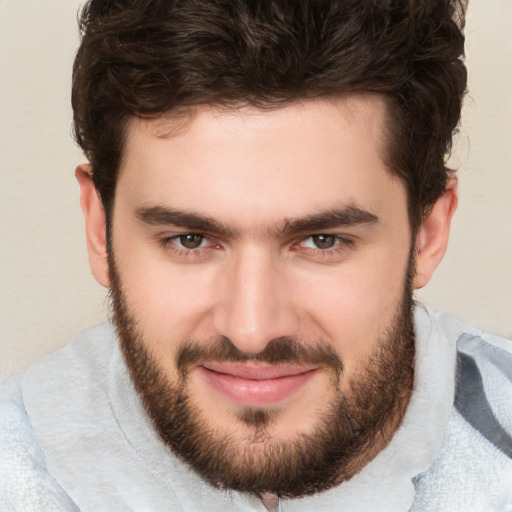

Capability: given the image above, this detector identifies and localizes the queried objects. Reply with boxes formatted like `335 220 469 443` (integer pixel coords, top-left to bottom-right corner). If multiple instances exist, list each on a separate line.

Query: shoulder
21 322 118 413
412 307 512 510
0 378 78 511
0 323 116 511
427 307 512 455
24 322 118 382
454 330 512 458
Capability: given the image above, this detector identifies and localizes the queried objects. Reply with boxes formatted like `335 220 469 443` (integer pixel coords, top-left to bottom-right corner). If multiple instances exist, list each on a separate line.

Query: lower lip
197 366 317 407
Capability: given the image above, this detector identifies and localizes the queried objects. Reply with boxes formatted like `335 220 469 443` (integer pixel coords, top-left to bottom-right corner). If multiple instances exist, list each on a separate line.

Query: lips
196 362 318 407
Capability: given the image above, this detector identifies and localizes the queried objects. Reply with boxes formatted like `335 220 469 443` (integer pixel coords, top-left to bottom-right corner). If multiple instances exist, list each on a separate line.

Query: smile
197 362 319 407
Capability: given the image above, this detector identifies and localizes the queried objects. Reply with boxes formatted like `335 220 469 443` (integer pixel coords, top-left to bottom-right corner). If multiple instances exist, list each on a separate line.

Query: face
108 96 416 496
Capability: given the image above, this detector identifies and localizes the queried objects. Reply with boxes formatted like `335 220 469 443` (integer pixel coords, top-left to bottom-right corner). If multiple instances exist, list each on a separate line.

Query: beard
109 252 415 499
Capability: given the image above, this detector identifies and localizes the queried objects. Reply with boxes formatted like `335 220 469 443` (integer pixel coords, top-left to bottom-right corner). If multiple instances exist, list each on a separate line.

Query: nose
212 245 300 354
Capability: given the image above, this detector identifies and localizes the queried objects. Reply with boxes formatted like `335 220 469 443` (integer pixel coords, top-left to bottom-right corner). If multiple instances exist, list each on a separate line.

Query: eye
302 234 338 250
175 233 207 249
157 232 220 260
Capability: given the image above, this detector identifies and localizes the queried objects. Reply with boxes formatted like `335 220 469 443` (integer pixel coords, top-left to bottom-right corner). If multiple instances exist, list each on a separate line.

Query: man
1 0 511 510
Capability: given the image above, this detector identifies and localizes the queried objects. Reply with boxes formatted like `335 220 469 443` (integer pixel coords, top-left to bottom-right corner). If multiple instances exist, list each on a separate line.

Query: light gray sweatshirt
1 304 511 511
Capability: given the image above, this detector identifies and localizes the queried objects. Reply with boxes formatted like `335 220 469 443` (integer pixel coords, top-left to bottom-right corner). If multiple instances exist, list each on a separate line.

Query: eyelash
158 234 215 258
157 233 356 259
294 234 356 256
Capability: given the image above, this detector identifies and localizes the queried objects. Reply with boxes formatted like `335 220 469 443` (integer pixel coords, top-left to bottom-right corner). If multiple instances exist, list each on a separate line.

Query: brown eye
178 234 205 249
311 234 337 249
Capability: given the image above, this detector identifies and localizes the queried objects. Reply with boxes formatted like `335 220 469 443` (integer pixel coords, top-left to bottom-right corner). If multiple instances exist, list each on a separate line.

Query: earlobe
75 164 110 288
413 175 458 290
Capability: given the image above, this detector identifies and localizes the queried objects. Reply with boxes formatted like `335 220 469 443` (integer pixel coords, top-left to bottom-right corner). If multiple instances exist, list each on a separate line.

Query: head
73 0 465 499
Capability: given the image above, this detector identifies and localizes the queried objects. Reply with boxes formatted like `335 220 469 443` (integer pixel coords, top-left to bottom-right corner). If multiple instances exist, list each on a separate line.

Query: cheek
114 247 220 346
293 247 410 365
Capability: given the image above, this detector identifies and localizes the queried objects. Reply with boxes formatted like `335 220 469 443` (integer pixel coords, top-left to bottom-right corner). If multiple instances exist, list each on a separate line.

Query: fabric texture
0 304 511 511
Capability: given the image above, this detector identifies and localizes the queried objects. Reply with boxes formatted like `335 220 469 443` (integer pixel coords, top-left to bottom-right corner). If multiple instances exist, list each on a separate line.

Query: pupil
313 234 335 249
180 234 202 249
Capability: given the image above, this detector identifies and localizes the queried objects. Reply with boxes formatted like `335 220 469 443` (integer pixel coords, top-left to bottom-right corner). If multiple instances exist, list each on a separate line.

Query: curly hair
72 0 467 231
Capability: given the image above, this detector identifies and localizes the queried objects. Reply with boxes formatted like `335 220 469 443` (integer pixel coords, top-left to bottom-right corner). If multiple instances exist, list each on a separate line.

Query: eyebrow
277 206 379 236
136 206 238 237
135 205 378 238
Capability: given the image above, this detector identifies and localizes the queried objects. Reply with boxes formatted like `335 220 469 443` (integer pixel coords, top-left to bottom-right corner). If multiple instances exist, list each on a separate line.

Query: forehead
116 95 404 230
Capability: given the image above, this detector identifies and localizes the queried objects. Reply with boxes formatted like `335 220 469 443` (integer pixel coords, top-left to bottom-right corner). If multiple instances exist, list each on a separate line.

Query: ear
75 164 110 288
414 175 458 290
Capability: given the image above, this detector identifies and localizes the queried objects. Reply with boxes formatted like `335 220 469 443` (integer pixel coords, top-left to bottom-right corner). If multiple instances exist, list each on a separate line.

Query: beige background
1 0 511 378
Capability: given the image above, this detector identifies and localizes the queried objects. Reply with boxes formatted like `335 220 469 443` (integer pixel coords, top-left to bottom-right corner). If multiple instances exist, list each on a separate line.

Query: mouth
196 362 319 407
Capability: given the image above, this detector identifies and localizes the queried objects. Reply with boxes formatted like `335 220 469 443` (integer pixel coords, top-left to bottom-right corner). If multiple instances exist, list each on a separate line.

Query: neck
261 493 279 511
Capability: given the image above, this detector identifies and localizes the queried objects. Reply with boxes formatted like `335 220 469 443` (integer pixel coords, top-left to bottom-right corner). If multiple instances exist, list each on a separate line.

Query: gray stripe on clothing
455 351 512 459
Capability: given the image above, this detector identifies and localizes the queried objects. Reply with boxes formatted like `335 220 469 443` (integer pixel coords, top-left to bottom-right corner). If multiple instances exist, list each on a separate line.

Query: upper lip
200 362 318 380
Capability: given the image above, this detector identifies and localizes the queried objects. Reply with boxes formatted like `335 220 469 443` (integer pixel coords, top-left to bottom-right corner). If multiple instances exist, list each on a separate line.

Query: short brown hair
72 0 467 231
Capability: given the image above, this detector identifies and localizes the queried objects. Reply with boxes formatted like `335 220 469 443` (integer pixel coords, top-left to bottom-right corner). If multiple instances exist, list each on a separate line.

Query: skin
76 95 457 507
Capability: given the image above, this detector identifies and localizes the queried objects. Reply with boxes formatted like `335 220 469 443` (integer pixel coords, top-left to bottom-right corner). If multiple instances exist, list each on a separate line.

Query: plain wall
1 0 511 378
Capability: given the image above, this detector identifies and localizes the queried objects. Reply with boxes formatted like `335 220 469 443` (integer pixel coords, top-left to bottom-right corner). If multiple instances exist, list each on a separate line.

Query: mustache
176 336 344 376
